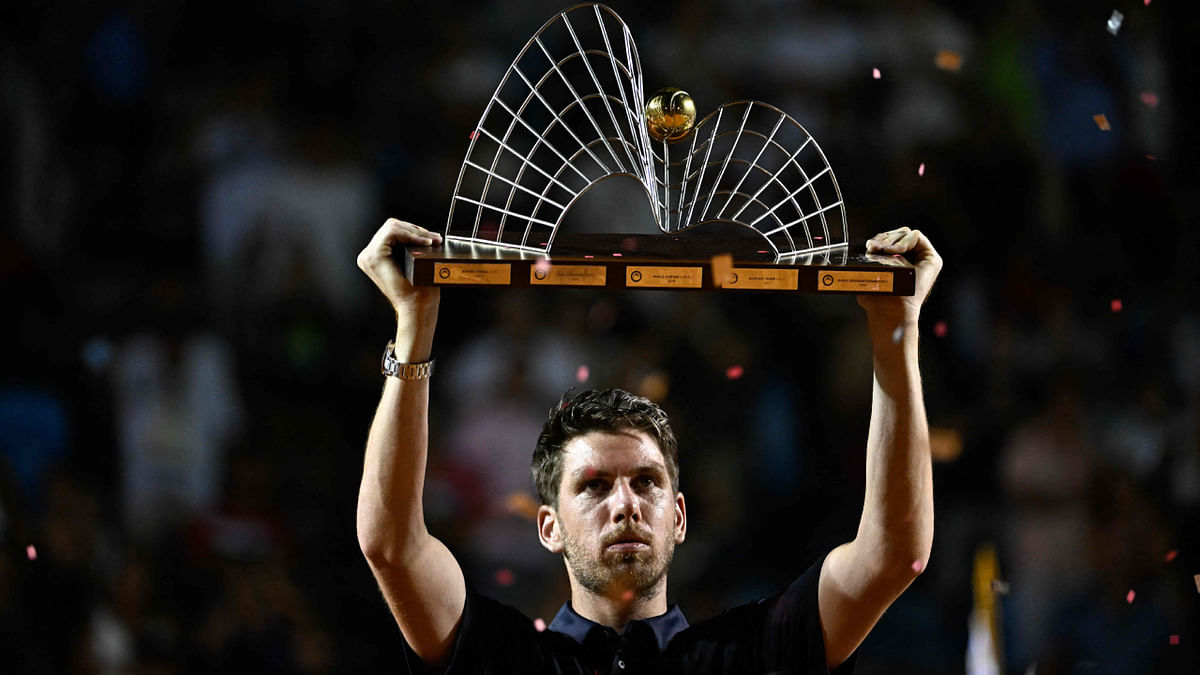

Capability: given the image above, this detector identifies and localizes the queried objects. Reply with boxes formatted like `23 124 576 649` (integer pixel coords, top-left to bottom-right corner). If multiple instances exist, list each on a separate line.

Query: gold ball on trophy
645 87 696 143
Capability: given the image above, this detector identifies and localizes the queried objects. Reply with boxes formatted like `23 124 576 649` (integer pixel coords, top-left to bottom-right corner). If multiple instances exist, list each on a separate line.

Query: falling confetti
892 325 905 344
911 559 925 573
1140 92 1160 108
934 320 948 338
725 365 744 380
1111 299 1123 313
495 569 515 586
612 252 622 257
990 579 1011 595
710 253 733 288
872 67 882 79
26 545 37 561
576 365 590 382
1166 550 1178 562
584 254 594 259
534 618 547 632
1169 635 1180 645
934 50 964 72
535 258 553 276
1107 10 1124 36
1126 589 1136 604
918 162 926 176
1144 0 1151 6
1093 114 1111 131
621 589 635 602
469 130 479 140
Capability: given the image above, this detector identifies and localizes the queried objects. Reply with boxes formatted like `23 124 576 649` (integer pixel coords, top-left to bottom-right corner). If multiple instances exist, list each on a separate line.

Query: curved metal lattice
446 3 846 259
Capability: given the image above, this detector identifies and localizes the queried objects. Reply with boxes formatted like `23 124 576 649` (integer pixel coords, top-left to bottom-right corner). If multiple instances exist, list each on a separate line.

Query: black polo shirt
401 554 856 674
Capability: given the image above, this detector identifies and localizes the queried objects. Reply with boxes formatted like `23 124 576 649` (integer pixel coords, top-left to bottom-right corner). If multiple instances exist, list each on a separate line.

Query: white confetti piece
1107 10 1124 36
872 68 881 79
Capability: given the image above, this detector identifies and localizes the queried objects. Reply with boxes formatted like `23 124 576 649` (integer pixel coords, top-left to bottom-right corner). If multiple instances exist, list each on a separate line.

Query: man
356 218 942 673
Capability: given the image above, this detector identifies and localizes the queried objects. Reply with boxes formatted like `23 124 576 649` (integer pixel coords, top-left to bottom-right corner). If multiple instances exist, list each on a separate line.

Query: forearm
856 315 934 569
356 309 439 563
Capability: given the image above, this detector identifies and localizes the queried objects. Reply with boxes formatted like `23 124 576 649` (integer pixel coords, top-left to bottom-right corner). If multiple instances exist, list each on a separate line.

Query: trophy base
403 232 914 295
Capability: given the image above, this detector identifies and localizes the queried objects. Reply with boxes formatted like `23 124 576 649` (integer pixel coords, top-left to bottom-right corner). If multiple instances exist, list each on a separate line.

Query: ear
673 491 687 545
537 504 564 554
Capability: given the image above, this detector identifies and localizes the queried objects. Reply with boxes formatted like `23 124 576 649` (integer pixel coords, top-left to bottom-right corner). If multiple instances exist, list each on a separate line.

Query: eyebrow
571 465 667 482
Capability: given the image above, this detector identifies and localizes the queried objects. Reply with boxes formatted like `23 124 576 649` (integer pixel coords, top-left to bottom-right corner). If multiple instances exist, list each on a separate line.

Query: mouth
605 534 650 552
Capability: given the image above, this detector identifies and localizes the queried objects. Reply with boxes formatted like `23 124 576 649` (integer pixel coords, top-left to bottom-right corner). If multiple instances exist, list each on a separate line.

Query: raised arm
355 218 465 666
817 227 942 668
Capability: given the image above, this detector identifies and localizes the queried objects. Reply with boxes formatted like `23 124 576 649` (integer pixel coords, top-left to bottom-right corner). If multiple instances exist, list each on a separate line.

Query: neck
568 576 669 633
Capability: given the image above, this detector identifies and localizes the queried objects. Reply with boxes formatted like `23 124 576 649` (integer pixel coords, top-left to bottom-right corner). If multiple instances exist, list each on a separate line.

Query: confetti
495 569 515 586
1194 573 1200 593
1166 550 1178 562
1107 10 1124 36
534 258 552 276
911 559 925 573
990 579 1011 595
725 365 744 380
892 325 905 344
576 365 589 382
612 252 622 257
503 492 540 521
1093 114 1111 131
1140 92 1160 108
1145 0 1151 5
534 618 547 632
918 162 925 176
1111 299 1123 313
621 589 635 602
934 320 948 338
584 254 594 259
935 50 964 72
756 250 769 254
710 253 733 288
1169 635 1179 645
26 545 37 561
872 67 882 79
1126 589 1136 604
469 130 479 140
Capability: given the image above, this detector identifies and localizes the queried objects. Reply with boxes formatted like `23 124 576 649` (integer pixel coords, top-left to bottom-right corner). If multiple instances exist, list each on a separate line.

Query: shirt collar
548 600 689 652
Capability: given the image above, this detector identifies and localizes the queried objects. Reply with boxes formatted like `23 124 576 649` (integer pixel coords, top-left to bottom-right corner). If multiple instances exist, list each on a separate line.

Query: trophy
403 3 914 295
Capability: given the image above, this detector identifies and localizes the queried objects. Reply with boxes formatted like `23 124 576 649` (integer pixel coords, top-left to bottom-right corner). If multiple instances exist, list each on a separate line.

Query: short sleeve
399 585 563 674
761 553 857 674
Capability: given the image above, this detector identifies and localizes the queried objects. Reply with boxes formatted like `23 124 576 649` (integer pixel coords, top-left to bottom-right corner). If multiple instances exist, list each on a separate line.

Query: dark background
2 1 1197 672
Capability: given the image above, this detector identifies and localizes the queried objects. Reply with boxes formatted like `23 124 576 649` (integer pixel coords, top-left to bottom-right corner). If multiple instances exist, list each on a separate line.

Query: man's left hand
857 227 943 323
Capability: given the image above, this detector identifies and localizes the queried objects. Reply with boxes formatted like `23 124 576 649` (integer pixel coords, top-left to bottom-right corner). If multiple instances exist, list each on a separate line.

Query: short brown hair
532 389 679 508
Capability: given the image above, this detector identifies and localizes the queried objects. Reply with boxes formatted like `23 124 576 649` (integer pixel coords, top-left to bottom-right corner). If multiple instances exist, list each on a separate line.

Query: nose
610 479 641 524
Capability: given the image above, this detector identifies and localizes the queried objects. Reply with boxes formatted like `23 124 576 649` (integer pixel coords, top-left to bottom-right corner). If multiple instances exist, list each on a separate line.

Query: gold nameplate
434 263 511 285
724 268 799 291
626 266 703 288
817 270 894 293
530 264 607 286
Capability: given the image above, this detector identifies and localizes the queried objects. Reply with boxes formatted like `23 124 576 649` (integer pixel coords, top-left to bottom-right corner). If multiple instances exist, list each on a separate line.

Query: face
538 430 686 600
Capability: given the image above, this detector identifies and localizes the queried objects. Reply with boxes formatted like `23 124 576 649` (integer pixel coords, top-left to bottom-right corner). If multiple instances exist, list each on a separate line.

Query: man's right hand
356 218 443 315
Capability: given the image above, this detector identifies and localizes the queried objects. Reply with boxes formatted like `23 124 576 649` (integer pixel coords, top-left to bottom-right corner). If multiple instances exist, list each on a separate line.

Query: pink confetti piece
1093 114 1111 131
576 365 589 383
495 568 515 586
534 258 552 275
934 320 948 338
1111 299 1123 313
813 236 823 241
911 559 925 573
756 250 769 254
534 618 547 632
469 130 479 140
26 545 36 561
1126 589 1136 604
1166 550 1178 562
1140 92 1160 108
621 589 635 602
1169 634 1180 645
872 67 881 79
725 365 744 380
584 254 594 259
918 162 925 176
612 252 622 257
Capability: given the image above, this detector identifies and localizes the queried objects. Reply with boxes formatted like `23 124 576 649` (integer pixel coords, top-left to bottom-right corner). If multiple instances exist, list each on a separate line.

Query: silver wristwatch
381 340 435 380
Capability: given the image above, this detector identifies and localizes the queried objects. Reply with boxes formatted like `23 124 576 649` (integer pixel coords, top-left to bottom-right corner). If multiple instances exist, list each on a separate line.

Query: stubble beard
561 527 674 599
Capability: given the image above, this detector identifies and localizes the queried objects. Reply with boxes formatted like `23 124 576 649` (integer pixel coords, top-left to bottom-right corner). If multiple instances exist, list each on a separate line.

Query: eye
584 479 607 492
635 475 657 489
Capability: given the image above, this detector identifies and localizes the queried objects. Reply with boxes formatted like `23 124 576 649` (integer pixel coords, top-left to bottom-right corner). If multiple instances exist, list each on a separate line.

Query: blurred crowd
2 0 1198 673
